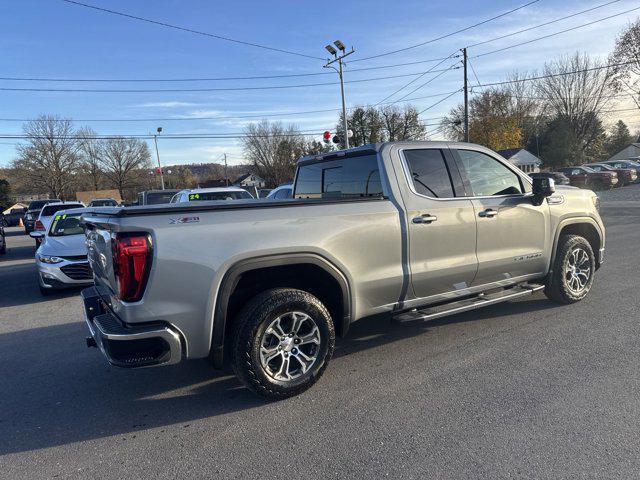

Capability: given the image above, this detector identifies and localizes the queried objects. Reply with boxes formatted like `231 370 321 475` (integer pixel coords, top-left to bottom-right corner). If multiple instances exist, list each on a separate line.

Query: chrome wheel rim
565 247 591 294
259 311 321 382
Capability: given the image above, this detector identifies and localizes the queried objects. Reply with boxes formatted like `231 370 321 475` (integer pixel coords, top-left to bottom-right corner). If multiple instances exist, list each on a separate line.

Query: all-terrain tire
231 288 335 400
545 234 595 304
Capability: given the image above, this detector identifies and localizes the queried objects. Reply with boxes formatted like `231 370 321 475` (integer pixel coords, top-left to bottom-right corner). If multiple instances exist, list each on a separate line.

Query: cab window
294 153 383 199
455 150 523 197
403 149 455 198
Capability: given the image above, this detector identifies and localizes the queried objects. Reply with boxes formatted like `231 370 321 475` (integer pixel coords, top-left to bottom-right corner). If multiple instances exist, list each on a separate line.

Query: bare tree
242 120 306 187
535 52 615 158
380 105 427 141
99 137 152 198
11 115 81 199
610 18 640 109
77 127 103 191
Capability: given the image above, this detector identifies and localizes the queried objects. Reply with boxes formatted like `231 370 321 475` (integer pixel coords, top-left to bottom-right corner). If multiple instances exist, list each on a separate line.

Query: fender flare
209 253 352 368
549 217 604 271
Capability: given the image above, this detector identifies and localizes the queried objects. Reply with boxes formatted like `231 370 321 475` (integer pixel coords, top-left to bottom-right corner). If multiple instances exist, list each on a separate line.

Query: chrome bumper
82 287 183 368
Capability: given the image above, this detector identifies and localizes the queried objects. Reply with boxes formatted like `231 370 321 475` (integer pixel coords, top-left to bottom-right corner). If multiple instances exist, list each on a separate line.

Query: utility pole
224 153 228 186
153 126 165 190
462 48 469 143
324 40 354 149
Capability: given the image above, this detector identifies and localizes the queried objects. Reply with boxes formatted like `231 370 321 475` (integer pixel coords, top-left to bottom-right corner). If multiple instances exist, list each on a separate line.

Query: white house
233 173 266 188
608 143 640 161
496 148 541 173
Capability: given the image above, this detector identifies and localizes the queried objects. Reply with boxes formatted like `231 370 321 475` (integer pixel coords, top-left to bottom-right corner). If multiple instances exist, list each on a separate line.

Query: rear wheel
232 288 335 399
545 234 595 304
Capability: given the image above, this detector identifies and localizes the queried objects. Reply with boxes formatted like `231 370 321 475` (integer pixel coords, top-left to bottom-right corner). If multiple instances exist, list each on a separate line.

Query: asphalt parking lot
1 188 639 479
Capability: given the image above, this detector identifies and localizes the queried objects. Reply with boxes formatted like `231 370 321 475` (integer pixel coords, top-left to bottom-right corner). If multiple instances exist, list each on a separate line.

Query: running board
393 283 545 323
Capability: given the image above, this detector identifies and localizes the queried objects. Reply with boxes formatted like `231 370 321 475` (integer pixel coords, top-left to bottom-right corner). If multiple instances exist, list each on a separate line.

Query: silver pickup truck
81 141 605 399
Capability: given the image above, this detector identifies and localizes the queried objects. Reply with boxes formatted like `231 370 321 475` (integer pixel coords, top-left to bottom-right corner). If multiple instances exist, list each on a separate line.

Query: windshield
188 191 254 201
28 200 58 211
49 213 83 236
41 204 83 216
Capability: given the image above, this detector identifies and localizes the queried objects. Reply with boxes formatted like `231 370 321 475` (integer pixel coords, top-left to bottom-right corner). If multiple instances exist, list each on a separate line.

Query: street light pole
324 40 354 149
153 126 165 190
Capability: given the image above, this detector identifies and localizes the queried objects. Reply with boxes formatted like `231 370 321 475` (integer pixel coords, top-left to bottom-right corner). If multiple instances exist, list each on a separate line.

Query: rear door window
403 149 455 198
294 153 383 199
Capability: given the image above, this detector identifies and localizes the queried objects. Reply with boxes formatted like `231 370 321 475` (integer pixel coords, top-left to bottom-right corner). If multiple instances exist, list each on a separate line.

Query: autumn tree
12 116 81 199
99 137 152 198
442 89 522 150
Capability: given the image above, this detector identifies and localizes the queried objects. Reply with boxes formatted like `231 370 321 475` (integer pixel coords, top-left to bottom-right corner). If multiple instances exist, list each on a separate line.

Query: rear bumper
82 287 183 368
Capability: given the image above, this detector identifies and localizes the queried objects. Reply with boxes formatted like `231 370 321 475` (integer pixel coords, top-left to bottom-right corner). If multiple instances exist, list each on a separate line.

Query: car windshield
41 204 83 216
581 166 596 173
188 191 253 201
28 200 58 210
49 213 83 236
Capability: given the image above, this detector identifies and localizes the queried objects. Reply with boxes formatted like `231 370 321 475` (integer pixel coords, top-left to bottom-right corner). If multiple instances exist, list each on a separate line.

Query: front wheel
545 234 596 304
231 288 335 399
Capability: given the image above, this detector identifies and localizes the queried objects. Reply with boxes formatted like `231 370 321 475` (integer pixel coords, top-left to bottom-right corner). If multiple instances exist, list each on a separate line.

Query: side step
393 283 545 323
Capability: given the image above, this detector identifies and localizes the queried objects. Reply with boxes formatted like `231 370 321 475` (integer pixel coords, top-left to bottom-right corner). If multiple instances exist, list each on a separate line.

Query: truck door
451 148 550 287
397 147 478 300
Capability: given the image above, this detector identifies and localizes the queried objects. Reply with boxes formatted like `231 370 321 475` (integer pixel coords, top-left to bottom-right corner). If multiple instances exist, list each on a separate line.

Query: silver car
35 208 93 295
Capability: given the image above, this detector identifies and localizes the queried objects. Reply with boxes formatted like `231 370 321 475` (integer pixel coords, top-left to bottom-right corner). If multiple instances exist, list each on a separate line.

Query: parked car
599 160 640 182
24 199 61 234
556 166 618 190
137 190 181 206
82 141 605 399
266 183 293 199
584 163 638 186
35 208 93 295
0 219 6 254
169 187 254 203
88 198 119 207
3 207 27 226
31 201 84 247
529 172 570 186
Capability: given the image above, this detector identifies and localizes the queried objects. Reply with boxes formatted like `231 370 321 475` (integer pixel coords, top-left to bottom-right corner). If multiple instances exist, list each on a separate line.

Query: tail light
35 220 45 231
112 234 153 302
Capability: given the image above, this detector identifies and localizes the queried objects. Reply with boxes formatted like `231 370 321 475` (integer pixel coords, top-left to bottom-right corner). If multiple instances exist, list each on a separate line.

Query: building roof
497 148 525 159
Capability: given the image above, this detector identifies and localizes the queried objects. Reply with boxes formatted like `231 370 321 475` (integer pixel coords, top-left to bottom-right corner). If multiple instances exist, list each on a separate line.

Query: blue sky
0 0 638 167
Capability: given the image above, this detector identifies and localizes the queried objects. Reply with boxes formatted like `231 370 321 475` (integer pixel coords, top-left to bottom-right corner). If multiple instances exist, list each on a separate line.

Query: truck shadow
0 296 560 456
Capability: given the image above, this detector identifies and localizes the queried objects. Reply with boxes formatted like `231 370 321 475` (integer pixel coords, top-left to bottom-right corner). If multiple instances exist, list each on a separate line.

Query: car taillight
112 234 152 302
35 220 45 231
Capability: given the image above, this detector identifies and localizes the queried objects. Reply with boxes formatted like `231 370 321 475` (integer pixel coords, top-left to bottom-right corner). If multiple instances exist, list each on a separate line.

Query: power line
351 0 541 63
0 60 457 83
418 90 462 115
473 5 640 58
60 0 324 61
0 91 456 124
0 69 460 93
471 61 636 88
395 63 460 103
466 0 623 48
374 53 460 105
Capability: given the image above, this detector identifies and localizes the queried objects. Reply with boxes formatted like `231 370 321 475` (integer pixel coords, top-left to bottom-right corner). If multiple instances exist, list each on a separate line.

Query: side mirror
532 177 555 205
29 231 44 239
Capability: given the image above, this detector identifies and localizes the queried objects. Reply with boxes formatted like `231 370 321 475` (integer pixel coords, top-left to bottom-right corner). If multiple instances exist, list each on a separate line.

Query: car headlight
38 254 63 264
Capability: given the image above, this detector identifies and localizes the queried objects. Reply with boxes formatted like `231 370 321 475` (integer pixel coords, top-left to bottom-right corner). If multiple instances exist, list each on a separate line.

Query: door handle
412 214 438 224
479 209 498 218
